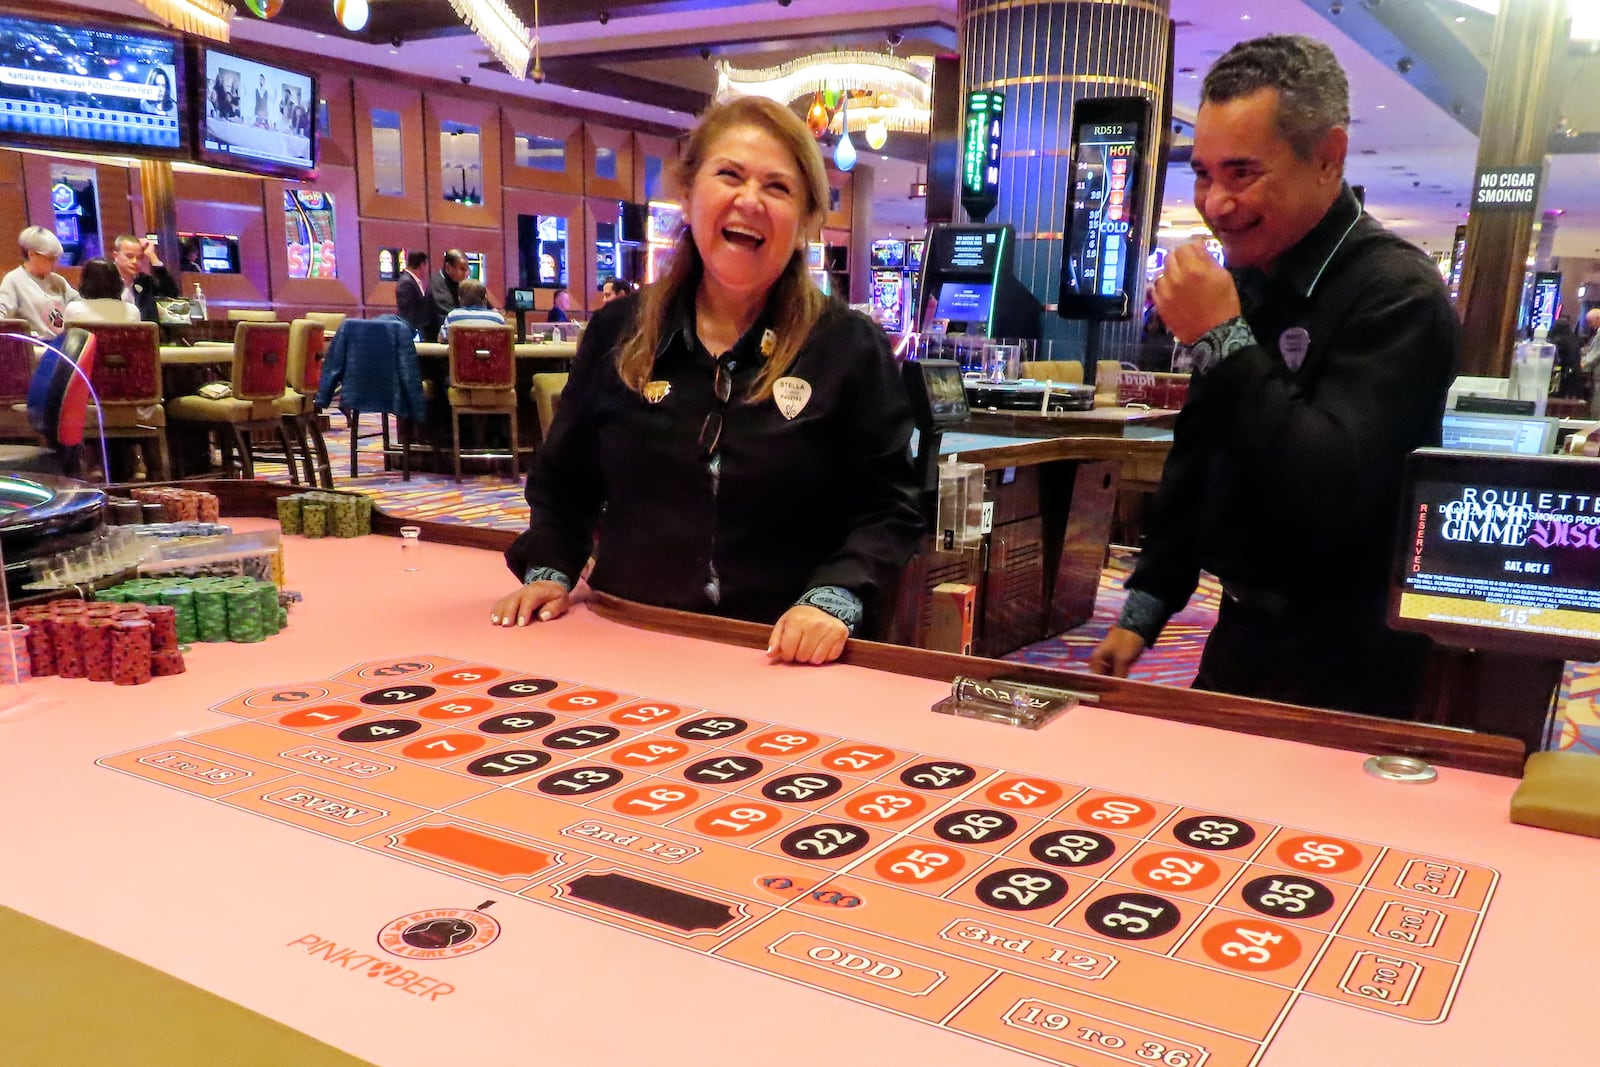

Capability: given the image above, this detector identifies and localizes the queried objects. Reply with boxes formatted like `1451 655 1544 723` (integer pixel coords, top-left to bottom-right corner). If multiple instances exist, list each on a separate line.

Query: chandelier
445 0 534 79
716 52 932 143
135 0 234 42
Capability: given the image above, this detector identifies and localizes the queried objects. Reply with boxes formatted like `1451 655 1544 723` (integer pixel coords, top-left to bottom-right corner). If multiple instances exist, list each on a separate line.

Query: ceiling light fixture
833 93 857 171
136 0 234 42
530 0 544 83
446 0 534 79
334 0 368 32
717 53 932 139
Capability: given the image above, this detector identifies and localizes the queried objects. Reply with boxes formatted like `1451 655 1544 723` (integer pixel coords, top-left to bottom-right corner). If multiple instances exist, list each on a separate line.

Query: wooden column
1456 0 1569 376
138 160 181 274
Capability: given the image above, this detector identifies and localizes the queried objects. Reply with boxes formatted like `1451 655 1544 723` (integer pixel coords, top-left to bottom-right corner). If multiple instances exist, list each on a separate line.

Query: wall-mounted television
0 14 186 156
194 45 316 178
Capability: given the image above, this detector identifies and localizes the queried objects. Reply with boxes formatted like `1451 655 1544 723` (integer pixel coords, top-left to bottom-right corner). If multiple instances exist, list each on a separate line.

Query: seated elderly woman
491 94 922 666
0 226 80 338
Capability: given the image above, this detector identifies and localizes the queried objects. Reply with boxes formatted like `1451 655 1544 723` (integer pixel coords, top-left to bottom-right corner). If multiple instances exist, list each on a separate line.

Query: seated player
64 258 139 324
546 288 572 323
440 279 505 342
0 226 79 338
599 277 634 304
492 94 923 665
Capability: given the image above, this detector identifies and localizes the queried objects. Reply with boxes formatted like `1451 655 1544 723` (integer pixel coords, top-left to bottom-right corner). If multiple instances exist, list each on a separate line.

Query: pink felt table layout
0 519 1593 1067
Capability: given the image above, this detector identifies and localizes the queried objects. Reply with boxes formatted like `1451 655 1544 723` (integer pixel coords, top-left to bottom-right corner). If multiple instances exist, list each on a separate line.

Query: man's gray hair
1202 35 1350 159
18 225 63 258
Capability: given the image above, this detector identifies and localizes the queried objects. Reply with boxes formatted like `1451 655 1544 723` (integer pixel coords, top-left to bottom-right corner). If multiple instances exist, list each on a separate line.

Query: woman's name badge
643 380 672 404
773 377 811 420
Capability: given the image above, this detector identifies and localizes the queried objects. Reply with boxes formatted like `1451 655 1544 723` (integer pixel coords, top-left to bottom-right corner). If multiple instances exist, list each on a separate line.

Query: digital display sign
934 228 1002 273
1527 270 1561 335
1391 450 1600 660
0 14 185 155
1058 96 1150 320
960 90 1003 222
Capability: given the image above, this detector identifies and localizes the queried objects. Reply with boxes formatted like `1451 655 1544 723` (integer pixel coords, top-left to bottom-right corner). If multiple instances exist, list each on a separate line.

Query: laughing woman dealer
492 96 923 665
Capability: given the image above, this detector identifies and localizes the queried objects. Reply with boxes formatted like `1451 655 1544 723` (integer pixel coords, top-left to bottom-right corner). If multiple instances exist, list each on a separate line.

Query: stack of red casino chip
0 622 31 683
80 618 116 682
16 607 54 677
7 600 187 684
46 613 85 678
144 603 185 677
110 619 154 685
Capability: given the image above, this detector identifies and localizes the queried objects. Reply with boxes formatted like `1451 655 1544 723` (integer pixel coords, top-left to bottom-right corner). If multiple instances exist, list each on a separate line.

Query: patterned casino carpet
259 419 1598 753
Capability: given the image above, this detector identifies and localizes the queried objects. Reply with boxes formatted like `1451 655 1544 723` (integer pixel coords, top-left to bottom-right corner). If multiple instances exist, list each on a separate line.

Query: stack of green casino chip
95 576 287 644
276 495 303 535
192 581 229 642
225 584 264 642
155 586 199 644
277 491 371 538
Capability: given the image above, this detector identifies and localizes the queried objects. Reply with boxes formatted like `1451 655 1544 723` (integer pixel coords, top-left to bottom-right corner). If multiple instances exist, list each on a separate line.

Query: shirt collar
656 288 776 365
1233 182 1363 302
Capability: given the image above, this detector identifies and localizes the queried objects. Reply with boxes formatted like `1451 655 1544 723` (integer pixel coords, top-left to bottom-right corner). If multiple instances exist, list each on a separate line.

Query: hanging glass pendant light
833 92 856 171
864 116 888 150
335 0 369 32
805 93 830 137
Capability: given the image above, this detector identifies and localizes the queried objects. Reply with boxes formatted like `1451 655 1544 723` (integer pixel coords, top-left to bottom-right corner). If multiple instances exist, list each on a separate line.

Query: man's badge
643 380 672 404
772 377 812 420
1279 327 1311 371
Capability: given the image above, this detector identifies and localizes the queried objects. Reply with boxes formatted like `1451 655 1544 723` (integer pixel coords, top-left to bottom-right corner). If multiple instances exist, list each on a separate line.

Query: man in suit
111 235 179 323
396 250 440 341
432 249 470 327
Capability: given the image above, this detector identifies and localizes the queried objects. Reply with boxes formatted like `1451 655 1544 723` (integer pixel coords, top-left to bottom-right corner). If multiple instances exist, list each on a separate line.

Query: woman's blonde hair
617 95 830 402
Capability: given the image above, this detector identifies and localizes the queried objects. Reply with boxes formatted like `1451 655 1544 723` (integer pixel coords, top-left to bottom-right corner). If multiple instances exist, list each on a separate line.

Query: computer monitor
1440 411 1560 456
903 359 970 428
508 288 536 312
1390 448 1600 661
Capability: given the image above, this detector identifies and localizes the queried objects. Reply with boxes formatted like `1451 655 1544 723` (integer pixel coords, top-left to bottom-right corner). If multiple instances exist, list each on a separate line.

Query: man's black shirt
1129 183 1459 627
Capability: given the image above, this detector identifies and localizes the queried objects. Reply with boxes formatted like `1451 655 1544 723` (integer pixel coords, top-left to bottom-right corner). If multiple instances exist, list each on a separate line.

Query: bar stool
530 372 568 444
265 319 332 488
447 324 518 482
167 321 292 479
315 317 427 480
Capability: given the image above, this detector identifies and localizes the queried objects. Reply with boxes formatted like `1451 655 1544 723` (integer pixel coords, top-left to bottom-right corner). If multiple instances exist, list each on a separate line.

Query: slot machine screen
871 240 906 269
1390 449 1600 661
0 14 186 156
